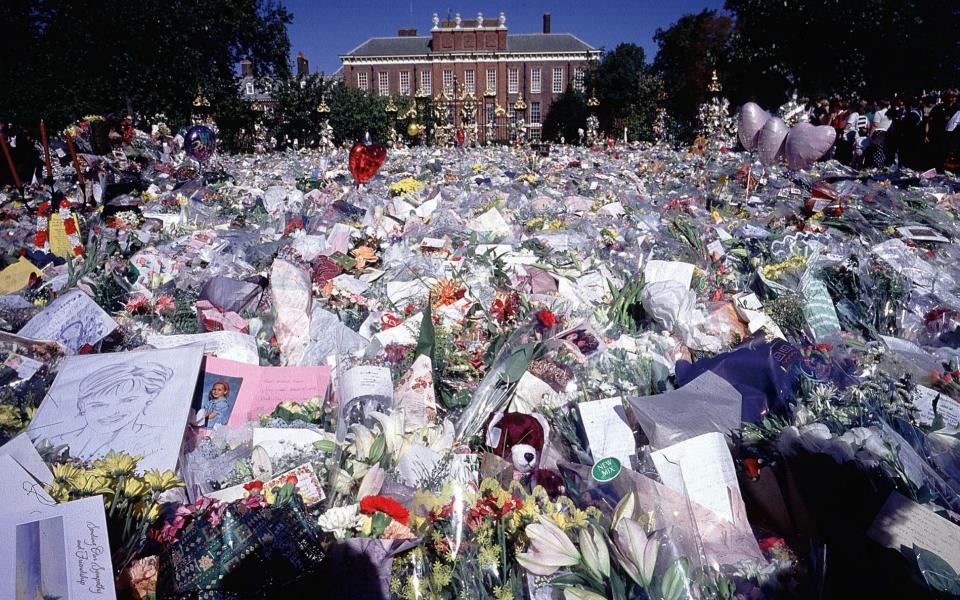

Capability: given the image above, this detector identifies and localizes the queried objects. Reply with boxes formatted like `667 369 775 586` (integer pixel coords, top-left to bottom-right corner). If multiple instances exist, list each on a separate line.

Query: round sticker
592 457 622 482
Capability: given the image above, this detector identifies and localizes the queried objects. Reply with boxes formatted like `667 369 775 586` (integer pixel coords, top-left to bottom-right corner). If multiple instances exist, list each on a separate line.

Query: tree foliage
0 0 292 133
587 43 663 142
723 0 960 105
653 10 733 124
542 90 588 143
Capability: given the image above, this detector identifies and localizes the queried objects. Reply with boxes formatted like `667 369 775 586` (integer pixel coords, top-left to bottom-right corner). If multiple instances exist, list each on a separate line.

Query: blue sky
284 0 725 74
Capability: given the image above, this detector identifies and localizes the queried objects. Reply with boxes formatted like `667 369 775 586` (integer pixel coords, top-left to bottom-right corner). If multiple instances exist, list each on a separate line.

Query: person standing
928 89 958 170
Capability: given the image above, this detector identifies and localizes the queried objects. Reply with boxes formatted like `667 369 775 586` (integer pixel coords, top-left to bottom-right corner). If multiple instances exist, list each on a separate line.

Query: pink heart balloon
738 102 770 151
784 123 836 170
757 117 788 166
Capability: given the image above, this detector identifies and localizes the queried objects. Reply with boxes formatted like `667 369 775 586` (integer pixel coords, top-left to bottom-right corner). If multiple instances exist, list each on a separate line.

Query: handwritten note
0 433 54 485
578 398 635 466
0 496 116 599
200 356 331 427
146 330 260 365
910 385 960 429
651 432 739 523
18 289 117 353
340 365 393 406
0 455 55 513
868 491 960 572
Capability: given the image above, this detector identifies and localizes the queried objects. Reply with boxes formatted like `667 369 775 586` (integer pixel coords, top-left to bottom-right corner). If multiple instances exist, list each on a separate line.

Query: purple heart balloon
757 117 788 166
784 123 836 170
738 102 770 151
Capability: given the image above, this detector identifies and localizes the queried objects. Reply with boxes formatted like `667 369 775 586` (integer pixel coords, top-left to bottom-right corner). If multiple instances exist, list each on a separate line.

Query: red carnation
536 309 557 329
743 457 761 480
243 480 264 493
360 495 410 525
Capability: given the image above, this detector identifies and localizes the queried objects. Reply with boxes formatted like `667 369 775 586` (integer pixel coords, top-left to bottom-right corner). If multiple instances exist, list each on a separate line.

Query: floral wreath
35 199 84 256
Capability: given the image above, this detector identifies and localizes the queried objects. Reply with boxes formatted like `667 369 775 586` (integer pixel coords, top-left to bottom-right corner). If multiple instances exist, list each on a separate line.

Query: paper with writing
0 495 117 600
393 354 437 430
18 289 117 354
146 330 260 365
198 357 330 427
0 455 55 513
868 491 960 572
651 432 739 523
910 385 960 429
577 398 635 466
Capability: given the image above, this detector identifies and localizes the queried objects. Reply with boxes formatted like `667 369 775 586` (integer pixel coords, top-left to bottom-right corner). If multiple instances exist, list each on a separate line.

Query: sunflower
92 451 141 478
143 469 182 493
51 462 84 487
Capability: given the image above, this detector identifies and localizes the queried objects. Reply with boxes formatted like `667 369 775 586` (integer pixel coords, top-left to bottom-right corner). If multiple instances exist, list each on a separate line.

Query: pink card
194 357 331 428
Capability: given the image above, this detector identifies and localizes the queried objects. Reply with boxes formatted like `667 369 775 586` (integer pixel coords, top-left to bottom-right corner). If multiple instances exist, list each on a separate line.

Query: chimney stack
398 28 418 36
543 13 551 34
296 52 309 77
240 58 253 77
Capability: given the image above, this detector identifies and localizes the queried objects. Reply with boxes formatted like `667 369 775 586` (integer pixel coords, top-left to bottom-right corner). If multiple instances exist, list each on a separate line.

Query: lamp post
513 93 528 144
384 96 399 146
586 93 600 146
315 95 333 151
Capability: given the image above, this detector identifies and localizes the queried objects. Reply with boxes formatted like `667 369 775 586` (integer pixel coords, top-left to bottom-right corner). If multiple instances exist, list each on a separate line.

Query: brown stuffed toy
485 411 565 496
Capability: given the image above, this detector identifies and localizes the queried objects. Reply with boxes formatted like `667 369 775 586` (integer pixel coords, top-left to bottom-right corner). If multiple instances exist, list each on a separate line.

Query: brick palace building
339 11 601 142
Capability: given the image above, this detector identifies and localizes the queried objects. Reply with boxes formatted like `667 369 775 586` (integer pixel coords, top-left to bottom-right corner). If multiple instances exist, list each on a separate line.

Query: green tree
542 90 588 143
724 0 960 104
0 0 292 137
586 43 662 142
653 10 733 128
266 73 331 147
326 82 390 146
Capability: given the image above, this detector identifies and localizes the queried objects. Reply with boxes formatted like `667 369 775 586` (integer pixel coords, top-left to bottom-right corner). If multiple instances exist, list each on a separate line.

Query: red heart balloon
349 142 387 184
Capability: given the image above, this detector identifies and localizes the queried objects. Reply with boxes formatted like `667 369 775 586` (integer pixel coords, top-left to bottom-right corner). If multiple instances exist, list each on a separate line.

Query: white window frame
443 69 454 93
574 67 585 92
508 68 519 94
245 82 254 96
464 69 475 94
531 101 541 124
552 67 563 94
530 68 541 93
399 71 410 95
378 72 389 96
486 69 497 94
357 71 369 90
485 102 495 124
421 71 432 95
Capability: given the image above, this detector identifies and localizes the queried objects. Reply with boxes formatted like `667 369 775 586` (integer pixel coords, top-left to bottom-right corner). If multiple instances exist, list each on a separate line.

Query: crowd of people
809 90 960 172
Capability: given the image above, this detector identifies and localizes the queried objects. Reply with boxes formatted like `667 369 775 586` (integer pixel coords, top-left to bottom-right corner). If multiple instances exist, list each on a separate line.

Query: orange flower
431 278 465 308
350 246 379 270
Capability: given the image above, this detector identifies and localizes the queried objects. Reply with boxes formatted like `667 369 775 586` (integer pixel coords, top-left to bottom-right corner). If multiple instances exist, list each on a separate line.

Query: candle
0 132 22 191
64 134 85 186
40 119 53 180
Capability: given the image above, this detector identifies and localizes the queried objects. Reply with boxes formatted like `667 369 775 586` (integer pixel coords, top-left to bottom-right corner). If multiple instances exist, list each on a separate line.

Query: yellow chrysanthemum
121 477 150 499
93 451 141 478
430 562 453 588
72 473 113 497
478 544 500 568
136 502 161 523
51 462 83 487
494 585 515 600
143 469 182 493
47 483 71 503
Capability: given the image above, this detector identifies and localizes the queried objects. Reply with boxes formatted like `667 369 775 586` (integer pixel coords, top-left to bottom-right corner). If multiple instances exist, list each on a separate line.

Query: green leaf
550 573 590 588
370 511 392 537
415 301 436 361
367 435 386 464
913 545 960 595
312 439 337 453
658 558 691 600
499 342 538 384
610 572 627 600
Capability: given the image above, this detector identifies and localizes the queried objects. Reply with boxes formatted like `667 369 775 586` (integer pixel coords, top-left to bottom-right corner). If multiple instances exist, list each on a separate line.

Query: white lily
579 525 611 580
564 587 608 600
347 423 377 460
611 492 636 530
370 410 408 458
517 516 581 576
612 518 659 588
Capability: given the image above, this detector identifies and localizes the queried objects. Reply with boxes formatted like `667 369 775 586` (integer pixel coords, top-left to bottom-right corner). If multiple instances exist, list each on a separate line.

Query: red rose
243 480 264 493
536 309 557 329
359 495 410 525
743 458 761 480
759 536 786 553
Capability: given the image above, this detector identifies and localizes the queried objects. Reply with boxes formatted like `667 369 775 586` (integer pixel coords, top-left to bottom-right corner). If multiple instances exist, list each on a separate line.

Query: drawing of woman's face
80 384 154 434
210 382 228 399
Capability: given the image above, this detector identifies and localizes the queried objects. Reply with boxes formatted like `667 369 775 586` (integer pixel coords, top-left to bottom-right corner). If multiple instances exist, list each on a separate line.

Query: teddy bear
485 411 565 496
